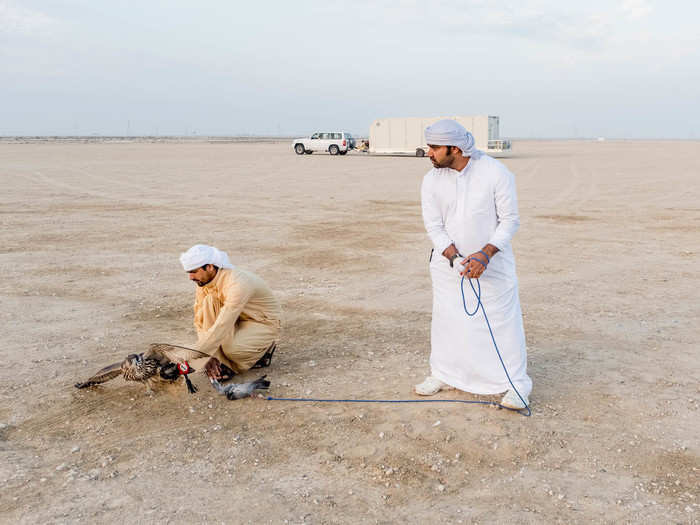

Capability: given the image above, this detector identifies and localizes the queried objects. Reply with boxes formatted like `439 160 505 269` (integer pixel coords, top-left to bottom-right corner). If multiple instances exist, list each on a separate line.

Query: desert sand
0 140 698 524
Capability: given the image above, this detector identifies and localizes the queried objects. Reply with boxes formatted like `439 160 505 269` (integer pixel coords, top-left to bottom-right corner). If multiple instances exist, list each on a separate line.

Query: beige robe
193 267 281 373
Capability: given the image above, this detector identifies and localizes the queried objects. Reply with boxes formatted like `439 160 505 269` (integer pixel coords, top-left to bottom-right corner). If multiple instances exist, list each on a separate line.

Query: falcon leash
266 274 531 417
177 361 198 394
459 275 531 416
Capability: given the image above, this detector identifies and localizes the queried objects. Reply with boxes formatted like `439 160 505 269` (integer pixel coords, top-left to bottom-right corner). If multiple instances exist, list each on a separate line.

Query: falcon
74 343 212 393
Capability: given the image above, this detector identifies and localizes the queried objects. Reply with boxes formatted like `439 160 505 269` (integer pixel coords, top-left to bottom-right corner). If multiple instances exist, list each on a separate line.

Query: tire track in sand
25 168 185 205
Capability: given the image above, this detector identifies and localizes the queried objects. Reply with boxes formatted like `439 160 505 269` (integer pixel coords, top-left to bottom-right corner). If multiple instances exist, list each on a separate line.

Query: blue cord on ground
266 276 531 417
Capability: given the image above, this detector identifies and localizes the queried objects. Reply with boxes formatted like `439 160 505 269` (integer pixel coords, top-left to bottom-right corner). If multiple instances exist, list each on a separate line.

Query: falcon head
125 353 142 366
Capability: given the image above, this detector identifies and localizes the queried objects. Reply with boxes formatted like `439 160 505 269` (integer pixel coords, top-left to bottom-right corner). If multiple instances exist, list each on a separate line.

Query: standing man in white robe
416 119 532 409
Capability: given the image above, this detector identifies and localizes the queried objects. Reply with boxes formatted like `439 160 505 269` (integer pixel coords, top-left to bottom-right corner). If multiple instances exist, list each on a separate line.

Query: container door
488 117 499 140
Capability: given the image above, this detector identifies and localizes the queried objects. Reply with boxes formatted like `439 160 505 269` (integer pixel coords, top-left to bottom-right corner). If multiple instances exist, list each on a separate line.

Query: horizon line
1 135 698 142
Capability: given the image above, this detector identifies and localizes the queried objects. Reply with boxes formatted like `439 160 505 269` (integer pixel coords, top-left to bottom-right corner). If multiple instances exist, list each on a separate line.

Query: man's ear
453 147 463 157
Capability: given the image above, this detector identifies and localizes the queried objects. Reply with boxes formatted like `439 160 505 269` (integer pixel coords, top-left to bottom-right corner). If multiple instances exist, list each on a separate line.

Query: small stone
71 446 80 453
433 420 441 427
56 464 67 471
379 432 385 439
437 484 445 492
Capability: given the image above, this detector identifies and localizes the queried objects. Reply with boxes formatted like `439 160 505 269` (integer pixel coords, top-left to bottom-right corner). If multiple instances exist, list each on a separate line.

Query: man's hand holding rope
459 245 499 279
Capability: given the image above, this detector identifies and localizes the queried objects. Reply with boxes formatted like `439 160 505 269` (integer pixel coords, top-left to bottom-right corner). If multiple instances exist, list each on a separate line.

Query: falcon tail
74 361 122 388
74 380 99 389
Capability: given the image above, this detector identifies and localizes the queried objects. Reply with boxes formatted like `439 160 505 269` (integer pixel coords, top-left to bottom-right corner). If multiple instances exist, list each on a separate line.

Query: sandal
252 342 276 369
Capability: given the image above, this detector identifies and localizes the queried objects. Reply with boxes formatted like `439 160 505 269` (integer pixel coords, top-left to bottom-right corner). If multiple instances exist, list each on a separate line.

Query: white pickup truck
292 132 355 156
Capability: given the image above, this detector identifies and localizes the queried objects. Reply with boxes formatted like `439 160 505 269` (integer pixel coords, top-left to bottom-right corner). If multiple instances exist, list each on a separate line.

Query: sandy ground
0 140 698 524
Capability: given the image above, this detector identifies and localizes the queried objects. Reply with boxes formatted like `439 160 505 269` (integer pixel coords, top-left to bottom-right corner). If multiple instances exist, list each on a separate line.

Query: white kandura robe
421 152 532 397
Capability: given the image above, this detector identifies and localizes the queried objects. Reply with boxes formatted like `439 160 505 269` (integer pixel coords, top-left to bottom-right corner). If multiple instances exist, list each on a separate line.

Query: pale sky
2 0 698 138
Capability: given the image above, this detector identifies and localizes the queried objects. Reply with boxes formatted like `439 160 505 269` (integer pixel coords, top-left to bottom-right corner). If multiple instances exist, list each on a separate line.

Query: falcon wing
74 361 123 388
145 343 212 364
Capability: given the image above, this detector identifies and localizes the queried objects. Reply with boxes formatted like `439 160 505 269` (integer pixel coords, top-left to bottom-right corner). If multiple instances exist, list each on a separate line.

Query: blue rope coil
459 276 531 416
265 275 531 417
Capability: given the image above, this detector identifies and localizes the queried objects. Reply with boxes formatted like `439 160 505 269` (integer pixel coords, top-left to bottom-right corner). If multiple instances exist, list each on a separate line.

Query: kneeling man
180 244 281 380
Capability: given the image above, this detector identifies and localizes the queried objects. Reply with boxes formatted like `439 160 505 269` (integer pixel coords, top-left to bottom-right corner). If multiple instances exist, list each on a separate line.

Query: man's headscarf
180 244 234 271
424 119 477 157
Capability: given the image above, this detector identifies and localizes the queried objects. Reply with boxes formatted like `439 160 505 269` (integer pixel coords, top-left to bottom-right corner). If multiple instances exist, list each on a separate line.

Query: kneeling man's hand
204 357 222 380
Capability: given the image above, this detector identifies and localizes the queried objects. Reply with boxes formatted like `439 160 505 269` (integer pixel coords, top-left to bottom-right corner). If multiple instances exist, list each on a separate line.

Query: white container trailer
368 115 511 157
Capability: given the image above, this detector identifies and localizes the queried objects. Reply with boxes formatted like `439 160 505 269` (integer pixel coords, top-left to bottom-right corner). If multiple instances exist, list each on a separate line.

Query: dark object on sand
209 375 270 400
252 342 276 369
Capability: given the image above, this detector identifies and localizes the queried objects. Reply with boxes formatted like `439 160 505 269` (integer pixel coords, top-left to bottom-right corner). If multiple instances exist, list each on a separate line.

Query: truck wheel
329 145 339 156
416 148 425 157
294 144 305 155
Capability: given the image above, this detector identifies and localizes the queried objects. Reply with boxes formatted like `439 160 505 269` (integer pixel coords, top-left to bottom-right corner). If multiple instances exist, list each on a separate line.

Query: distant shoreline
0 136 696 144
0 136 299 144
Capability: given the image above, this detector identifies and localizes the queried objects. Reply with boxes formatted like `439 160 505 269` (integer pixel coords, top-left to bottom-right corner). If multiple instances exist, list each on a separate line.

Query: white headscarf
180 244 234 271
424 119 477 157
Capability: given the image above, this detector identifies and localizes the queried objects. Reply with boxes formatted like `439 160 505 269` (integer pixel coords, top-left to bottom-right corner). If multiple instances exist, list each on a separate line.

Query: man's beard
431 158 451 168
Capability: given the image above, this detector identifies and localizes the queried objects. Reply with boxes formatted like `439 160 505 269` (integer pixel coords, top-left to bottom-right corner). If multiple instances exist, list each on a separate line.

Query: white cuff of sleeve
435 237 454 257
487 235 505 252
